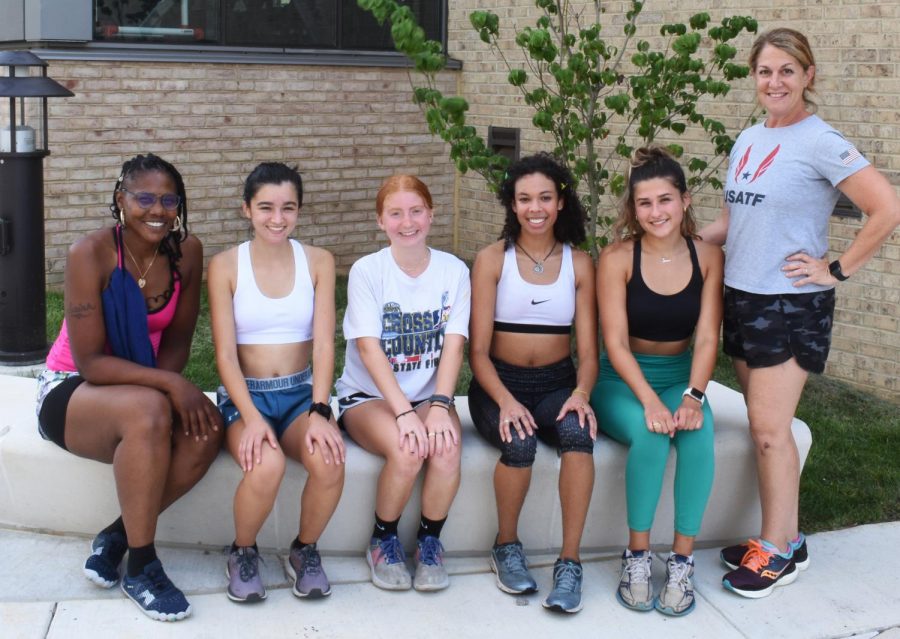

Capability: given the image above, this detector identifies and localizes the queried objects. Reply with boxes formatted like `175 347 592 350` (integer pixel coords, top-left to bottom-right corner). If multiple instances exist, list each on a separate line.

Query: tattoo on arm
68 302 96 320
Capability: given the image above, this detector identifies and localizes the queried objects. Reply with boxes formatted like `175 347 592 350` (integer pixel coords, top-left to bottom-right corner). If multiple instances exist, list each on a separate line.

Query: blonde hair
614 146 697 241
749 28 817 108
375 174 433 217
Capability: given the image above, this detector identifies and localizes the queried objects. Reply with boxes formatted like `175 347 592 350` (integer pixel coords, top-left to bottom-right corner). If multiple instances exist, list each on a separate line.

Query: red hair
375 174 433 216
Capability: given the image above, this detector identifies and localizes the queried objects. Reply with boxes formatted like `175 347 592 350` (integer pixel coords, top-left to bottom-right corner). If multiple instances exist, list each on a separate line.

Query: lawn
45 282 898 534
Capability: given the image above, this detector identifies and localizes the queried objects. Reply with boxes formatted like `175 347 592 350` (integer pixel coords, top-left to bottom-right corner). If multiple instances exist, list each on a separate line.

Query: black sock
230 541 259 554
100 517 127 542
126 543 158 578
372 514 400 540
417 515 446 541
290 537 309 552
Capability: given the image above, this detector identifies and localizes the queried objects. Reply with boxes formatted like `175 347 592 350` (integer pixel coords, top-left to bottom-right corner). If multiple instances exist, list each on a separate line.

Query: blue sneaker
366 535 411 591
490 540 537 594
83 531 127 588
414 535 449 592
542 559 583 613
121 559 192 621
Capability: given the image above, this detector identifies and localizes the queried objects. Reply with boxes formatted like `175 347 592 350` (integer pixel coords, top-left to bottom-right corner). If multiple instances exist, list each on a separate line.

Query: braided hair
109 153 189 275
497 152 587 248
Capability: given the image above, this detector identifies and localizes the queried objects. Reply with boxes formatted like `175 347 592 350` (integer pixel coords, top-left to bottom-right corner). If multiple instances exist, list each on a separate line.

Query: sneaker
226 546 266 603
366 535 411 591
721 534 809 571
120 559 191 621
655 554 696 616
616 549 653 611
83 530 127 588
722 539 798 598
414 535 449 592
285 542 331 598
489 540 537 595
542 559 583 613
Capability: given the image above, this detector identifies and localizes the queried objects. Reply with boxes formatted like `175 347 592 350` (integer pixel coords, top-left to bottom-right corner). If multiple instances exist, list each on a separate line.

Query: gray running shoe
226 546 266 603
285 542 331 598
655 553 696 616
414 535 450 592
542 559 584 613
490 540 537 594
616 549 653 611
366 535 412 591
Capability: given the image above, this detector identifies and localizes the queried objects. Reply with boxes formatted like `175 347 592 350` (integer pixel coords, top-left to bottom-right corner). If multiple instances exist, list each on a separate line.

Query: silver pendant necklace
516 241 557 274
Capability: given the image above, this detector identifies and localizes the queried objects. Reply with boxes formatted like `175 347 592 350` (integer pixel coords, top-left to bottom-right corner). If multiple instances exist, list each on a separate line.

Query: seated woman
336 175 470 592
590 147 723 616
468 153 598 614
208 162 344 603
35 153 223 622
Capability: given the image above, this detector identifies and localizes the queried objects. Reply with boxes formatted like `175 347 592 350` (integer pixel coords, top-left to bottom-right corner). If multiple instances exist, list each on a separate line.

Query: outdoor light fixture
0 51 74 364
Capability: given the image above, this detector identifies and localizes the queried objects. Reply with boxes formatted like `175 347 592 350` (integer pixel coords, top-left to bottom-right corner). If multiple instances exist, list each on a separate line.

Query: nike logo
531 299 550 305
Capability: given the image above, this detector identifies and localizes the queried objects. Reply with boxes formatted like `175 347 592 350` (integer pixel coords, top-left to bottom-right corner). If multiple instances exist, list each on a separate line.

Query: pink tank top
45 233 182 372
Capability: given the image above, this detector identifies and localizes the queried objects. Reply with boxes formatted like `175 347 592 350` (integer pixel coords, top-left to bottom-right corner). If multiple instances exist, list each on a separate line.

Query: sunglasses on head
120 188 181 211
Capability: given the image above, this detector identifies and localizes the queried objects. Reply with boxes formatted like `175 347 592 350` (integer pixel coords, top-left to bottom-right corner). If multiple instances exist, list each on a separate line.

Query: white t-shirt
336 247 471 402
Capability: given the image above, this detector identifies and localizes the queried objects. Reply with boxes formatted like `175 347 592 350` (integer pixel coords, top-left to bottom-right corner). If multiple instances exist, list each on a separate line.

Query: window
93 0 444 50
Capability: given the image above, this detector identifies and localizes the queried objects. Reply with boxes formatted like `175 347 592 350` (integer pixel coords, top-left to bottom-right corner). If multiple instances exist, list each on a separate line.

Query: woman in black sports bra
590 146 723 617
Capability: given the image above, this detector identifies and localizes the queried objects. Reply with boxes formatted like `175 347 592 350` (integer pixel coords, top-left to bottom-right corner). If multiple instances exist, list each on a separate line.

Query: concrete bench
0 373 811 554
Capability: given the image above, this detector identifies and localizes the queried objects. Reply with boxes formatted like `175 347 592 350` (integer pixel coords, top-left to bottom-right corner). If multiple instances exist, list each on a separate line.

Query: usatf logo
733 144 780 183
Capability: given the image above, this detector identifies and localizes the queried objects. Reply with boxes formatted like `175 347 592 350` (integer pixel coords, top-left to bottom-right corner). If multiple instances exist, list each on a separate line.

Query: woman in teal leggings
591 147 723 616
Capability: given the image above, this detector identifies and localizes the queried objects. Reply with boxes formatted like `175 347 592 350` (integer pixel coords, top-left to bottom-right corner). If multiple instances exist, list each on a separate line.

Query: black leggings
468 357 594 468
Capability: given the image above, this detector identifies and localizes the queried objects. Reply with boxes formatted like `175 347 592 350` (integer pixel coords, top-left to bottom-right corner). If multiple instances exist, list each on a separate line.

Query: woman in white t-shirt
336 175 470 593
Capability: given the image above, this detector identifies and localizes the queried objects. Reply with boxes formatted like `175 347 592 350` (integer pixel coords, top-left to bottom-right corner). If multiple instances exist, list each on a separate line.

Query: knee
748 419 794 452
427 446 461 477
385 448 425 481
243 451 286 492
126 392 173 445
555 414 595 455
499 435 538 468
629 430 670 465
306 453 345 488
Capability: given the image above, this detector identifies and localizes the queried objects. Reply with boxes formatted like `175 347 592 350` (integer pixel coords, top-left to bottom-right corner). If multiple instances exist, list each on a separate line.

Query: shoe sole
489 554 537 595
655 597 695 616
283 556 332 598
83 567 118 589
414 579 450 592
722 564 799 599
366 549 411 591
225 564 267 603
615 589 654 612
121 583 192 621
542 599 583 614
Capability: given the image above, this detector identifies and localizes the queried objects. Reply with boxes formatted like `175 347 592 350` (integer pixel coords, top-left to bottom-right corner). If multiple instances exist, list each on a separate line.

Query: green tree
358 0 758 251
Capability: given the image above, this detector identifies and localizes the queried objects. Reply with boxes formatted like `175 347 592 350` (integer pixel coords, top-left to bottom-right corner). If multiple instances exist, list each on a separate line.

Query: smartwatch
682 387 706 405
308 402 333 421
829 259 849 281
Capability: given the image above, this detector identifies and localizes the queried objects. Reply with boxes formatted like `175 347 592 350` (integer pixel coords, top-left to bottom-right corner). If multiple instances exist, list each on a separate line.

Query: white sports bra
494 243 575 334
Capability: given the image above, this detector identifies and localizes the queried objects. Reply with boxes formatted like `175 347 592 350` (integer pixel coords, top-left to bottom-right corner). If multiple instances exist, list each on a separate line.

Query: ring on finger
428 432 436 438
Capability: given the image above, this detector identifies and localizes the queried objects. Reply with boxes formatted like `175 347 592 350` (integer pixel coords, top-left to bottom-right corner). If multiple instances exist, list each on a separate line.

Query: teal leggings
590 351 714 536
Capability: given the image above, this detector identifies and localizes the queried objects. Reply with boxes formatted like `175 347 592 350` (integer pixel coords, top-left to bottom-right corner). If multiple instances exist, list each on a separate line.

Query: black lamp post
0 51 74 364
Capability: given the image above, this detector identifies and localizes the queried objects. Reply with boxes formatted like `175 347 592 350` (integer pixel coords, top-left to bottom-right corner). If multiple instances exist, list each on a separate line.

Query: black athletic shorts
37 373 86 451
723 285 835 374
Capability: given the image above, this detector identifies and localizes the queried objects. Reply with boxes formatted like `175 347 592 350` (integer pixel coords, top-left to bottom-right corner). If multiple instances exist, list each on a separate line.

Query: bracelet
430 402 450 411
572 388 588 398
429 393 454 407
395 408 416 420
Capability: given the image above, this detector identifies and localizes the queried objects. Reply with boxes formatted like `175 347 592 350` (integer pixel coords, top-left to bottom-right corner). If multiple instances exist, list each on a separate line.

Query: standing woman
336 175 470 592
208 163 345 603
700 28 900 598
468 153 597 614
35 154 223 621
591 147 723 616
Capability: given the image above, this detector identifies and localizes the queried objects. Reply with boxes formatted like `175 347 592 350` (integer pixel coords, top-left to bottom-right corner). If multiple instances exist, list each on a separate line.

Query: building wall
447 0 899 401
35 60 457 284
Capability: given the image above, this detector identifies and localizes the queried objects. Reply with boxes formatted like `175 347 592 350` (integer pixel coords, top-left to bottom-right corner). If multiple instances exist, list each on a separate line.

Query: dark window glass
94 0 443 50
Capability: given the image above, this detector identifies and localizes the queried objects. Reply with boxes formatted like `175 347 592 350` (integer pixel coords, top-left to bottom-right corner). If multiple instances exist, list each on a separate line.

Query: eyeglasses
119 188 181 211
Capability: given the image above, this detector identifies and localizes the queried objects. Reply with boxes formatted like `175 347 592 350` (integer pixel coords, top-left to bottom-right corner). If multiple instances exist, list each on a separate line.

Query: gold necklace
516 241 557 274
396 248 431 275
122 238 160 289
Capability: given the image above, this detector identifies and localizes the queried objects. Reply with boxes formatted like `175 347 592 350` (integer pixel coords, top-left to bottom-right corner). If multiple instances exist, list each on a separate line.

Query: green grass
46 282 898 533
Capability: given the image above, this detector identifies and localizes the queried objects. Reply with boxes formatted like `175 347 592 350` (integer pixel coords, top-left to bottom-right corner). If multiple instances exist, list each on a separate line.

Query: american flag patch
840 147 861 166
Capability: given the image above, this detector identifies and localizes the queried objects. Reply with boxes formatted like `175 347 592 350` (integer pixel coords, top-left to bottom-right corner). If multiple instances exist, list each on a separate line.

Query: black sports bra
626 237 703 342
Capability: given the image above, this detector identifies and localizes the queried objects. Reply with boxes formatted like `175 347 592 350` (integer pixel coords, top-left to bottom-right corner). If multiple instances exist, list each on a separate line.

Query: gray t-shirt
723 114 869 294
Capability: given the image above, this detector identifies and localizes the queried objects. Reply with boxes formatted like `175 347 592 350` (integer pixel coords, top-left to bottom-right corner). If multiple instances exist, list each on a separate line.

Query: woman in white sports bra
208 162 344 603
469 153 598 614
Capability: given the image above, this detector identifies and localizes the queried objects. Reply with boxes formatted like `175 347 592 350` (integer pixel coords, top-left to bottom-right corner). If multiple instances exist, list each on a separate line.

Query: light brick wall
448 0 899 401
37 61 457 284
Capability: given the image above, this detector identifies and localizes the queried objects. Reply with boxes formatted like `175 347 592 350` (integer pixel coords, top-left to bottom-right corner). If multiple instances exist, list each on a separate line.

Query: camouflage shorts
723 286 835 374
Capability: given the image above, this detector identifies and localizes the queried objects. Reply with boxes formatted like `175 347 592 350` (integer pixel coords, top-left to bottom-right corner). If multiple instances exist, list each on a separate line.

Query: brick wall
34 61 457 284
447 0 899 401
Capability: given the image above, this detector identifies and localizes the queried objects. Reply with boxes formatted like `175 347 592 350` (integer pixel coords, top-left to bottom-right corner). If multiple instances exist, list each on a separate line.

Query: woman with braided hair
35 153 222 621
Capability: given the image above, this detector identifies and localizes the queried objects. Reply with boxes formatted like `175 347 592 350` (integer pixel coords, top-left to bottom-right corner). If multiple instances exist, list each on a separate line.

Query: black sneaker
722 539 798 599
721 534 809 571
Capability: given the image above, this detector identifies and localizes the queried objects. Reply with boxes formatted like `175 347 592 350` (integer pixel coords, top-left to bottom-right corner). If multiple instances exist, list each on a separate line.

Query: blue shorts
217 368 314 439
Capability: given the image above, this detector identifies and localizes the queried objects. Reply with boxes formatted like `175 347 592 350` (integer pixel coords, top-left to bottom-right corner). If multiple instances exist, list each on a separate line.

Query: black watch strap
308 401 333 421
829 260 849 281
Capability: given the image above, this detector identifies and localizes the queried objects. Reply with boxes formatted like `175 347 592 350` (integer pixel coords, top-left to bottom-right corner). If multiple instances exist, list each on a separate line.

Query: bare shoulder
570 245 595 275
693 237 724 266
68 227 116 270
208 244 238 273
303 243 335 269
599 239 633 266
473 240 505 272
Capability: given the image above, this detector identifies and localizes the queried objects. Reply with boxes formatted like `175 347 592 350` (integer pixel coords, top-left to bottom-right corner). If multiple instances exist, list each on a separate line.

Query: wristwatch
829 259 849 281
308 402 333 421
682 387 706 405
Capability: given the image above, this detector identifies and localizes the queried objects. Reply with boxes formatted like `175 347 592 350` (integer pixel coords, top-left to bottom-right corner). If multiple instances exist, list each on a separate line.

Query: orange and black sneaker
722 538 798 598
721 533 809 571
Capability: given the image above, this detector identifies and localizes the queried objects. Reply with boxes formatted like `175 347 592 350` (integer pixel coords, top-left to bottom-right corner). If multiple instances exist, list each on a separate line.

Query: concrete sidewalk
1 522 897 639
